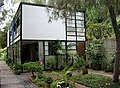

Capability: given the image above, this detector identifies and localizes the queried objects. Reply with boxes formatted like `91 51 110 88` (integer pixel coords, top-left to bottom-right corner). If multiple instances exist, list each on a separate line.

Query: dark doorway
22 41 38 63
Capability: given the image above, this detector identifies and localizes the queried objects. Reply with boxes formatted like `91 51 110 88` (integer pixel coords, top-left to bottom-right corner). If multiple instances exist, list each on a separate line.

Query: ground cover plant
71 74 120 88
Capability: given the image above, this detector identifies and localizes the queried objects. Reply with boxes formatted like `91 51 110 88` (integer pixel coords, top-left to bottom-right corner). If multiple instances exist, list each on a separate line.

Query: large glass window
44 41 65 55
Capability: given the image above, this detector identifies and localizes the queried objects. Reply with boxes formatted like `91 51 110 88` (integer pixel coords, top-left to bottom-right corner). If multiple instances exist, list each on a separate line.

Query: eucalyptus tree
0 0 4 7
12 0 43 4
47 0 120 82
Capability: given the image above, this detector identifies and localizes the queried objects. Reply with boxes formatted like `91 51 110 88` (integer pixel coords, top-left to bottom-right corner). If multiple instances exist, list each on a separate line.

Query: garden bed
71 74 120 88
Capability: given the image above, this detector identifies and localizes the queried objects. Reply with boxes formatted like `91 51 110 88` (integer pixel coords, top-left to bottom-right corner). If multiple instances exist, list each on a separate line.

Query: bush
32 79 45 87
12 64 22 75
23 62 43 72
4 55 11 65
73 56 86 70
46 58 55 69
12 64 22 70
23 62 43 77
105 59 114 72
9 63 14 69
38 73 46 79
92 53 105 70
44 76 53 84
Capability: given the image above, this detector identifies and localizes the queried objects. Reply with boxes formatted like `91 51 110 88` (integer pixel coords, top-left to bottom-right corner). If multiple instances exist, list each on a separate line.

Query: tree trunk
32 71 35 77
113 38 120 82
106 0 120 82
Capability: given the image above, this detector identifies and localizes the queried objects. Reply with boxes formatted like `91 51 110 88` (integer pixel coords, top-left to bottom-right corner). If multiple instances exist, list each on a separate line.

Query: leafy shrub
23 62 43 77
32 79 45 87
12 64 22 70
38 73 46 79
44 76 53 84
73 55 86 70
86 40 106 70
23 62 43 72
46 58 55 69
92 53 104 70
4 54 11 65
8 63 13 69
105 59 114 72
12 64 22 74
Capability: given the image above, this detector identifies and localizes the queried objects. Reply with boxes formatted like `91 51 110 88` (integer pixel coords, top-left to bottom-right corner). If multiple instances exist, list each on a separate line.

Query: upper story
7 2 85 47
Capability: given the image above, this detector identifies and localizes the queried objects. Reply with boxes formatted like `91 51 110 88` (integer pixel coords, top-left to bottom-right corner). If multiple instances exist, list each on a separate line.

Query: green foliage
73 55 86 70
87 22 115 40
72 74 120 88
50 80 59 88
46 57 55 69
38 73 46 79
51 67 74 87
104 53 115 72
0 50 1 58
92 52 105 70
44 76 53 84
33 72 53 87
12 64 22 70
12 64 22 74
12 0 43 4
23 62 43 72
86 39 106 70
32 79 45 87
0 32 6 49
9 63 14 69
4 55 11 65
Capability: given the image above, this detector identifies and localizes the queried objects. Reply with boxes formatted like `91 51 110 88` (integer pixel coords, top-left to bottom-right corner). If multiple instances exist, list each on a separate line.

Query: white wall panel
22 4 66 40
7 30 9 47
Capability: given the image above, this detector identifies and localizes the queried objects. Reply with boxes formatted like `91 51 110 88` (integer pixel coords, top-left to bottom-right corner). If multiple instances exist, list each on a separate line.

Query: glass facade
7 41 21 64
7 3 85 70
66 12 85 41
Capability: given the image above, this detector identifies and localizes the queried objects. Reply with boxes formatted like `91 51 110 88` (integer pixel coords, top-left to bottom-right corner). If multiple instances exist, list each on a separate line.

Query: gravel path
0 60 38 88
17 72 38 88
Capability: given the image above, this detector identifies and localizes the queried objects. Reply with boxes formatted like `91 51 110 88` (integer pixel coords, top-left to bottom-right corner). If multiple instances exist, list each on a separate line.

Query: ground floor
7 40 85 70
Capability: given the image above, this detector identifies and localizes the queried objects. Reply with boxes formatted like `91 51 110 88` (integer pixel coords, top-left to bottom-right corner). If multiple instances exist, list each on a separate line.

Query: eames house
6 2 86 69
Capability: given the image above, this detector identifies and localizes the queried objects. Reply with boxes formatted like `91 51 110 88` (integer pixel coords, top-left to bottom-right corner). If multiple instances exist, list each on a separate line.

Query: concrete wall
103 39 116 53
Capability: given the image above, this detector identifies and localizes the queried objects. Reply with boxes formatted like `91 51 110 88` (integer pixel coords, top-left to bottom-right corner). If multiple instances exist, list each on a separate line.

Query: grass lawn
71 74 120 88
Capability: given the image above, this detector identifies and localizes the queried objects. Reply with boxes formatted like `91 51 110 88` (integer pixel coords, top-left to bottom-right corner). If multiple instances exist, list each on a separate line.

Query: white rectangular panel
7 30 9 47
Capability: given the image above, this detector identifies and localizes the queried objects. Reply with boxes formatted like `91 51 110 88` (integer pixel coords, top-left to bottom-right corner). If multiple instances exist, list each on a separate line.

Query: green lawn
71 74 120 88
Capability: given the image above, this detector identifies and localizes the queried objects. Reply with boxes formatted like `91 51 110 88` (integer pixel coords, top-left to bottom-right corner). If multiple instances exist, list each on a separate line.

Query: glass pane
67 19 75 24
45 50 48 55
67 27 75 31
77 21 84 27
45 41 48 45
67 23 75 27
76 12 84 16
77 28 83 32
67 42 76 45
68 45 76 49
45 46 48 51
67 32 76 35
67 36 76 40
77 32 85 36
77 37 85 41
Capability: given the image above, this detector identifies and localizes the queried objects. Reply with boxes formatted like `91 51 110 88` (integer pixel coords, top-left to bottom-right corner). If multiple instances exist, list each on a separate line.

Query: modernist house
6 2 86 69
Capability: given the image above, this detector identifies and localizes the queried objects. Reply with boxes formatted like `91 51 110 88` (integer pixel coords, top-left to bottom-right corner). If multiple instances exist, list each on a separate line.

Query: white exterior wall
22 4 66 40
7 30 9 47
